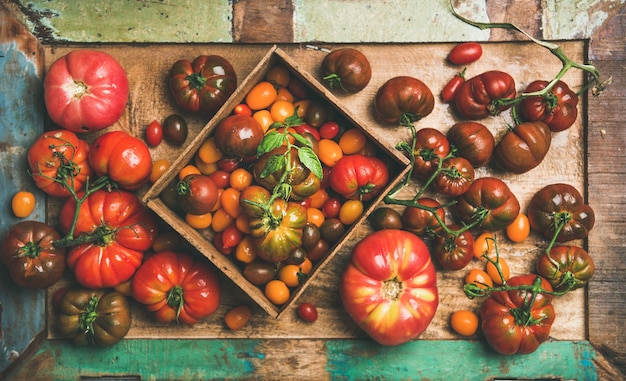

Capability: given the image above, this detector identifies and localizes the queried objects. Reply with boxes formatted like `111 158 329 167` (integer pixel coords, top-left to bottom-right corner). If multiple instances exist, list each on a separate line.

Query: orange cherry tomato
197 137 222 164
318 139 343 167
338 128 367 155
278 264 304 288
11 191 36 218
264 279 290 305
308 188 329 209
270 100 296 124
299 257 313 274
194 155 219 175
212 208 235 232
506 213 531 243
339 199 364 225
185 211 213 230
253 109 275 133
235 235 257 264
235 214 251 234
465 268 494 289
220 187 241 219
486 256 510 285
178 164 201 181
307 207 326 228
224 305 252 330
450 310 479 336
473 232 495 260
149 159 171 183
275 87 294 103
229 168 254 191
246 81 278 110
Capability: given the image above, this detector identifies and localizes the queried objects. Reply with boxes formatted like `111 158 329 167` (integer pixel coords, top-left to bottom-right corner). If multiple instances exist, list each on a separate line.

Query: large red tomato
43 49 129 133
131 251 221 325
480 274 555 355
454 70 516 120
59 189 159 289
27 129 93 198
88 130 153 191
340 229 439 346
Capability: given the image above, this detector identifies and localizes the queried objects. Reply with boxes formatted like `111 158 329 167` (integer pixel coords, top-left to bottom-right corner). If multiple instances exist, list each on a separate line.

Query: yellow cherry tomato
11 191 36 218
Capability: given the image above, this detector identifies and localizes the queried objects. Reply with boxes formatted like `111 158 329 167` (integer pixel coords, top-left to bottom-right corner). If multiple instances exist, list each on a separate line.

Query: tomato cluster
352 41 596 353
158 63 394 307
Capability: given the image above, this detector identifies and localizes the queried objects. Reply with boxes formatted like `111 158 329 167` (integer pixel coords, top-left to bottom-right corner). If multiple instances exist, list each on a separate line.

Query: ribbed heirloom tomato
131 251 221 325
27 129 93 198
59 189 159 289
340 229 439 346
43 49 129 133
328 154 389 201
454 70 516 120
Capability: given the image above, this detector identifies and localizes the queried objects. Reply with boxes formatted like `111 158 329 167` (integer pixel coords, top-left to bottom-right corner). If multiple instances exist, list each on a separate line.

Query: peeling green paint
293 0 490 43
542 0 625 40
17 0 233 43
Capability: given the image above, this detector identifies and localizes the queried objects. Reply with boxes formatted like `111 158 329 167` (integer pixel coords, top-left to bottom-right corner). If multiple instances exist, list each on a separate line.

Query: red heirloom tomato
43 49 128 133
527 183 595 243
88 130 153 191
131 251 221 325
321 48 372 93
169 55 237 115
340 229 438 346
455 177 520 232
494 121 552 174
1 221 66 288
59 189 159 289
374 76 435 125
432 225 474 271
480 275 555 355
536 245 595 291
56 287 131 346
447 42 483 65
446 122 494 167
521 80 579 132
433 156 475 197
454 70 516 120
402 197 445 236
413 128 450 178
248 199 307 262
328 154 389 201
27 129 93 198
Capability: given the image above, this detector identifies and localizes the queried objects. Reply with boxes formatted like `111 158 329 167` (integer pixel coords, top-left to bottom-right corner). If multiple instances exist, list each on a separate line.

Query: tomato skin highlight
448 42 483 65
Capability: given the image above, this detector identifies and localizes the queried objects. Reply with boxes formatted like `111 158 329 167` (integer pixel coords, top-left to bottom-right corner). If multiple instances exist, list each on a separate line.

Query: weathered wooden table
1 1 624 380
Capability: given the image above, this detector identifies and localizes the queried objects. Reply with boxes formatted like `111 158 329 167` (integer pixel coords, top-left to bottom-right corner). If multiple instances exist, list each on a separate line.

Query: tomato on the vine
433 156 475 197
432 225 474 271
402 197 445 236
536 245 595 291
413 128 450 178
521 80 579 132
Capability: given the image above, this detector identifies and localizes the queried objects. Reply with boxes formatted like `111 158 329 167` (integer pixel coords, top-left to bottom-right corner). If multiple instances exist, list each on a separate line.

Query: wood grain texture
233 0 294 43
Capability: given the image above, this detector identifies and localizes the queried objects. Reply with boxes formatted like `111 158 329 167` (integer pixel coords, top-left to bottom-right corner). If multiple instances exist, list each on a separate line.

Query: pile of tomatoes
337 41 597 353
156 61 394 307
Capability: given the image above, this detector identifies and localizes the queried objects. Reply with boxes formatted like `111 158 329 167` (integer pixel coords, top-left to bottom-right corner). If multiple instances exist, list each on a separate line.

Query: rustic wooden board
40 41 588 342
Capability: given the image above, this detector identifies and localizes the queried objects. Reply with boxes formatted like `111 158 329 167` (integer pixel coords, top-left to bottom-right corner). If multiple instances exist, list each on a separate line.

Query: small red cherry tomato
145 120 163 147
441 69 466 103
319 121 341 140
448 42 483 65
233 103 253 117
297 302 319 322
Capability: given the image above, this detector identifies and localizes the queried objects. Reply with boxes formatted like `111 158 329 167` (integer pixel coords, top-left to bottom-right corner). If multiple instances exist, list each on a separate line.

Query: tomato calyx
185 72 208 90
17 240 43 259
79 295 99 340
166 285 185 322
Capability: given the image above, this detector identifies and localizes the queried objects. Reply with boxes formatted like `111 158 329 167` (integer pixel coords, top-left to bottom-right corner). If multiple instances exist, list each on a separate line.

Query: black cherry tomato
297 302 319 322
163 114 188 146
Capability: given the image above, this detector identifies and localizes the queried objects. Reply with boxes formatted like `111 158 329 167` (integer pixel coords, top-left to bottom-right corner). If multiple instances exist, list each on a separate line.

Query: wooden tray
43 41 586 341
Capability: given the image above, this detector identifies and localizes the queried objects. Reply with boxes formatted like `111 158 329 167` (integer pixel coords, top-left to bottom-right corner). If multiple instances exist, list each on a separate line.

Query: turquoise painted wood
11 339 598 380
0 38 46 371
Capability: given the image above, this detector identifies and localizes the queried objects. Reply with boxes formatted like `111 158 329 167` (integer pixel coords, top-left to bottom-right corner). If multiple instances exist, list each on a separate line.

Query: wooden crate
141 45 409 318
41 41 587 342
